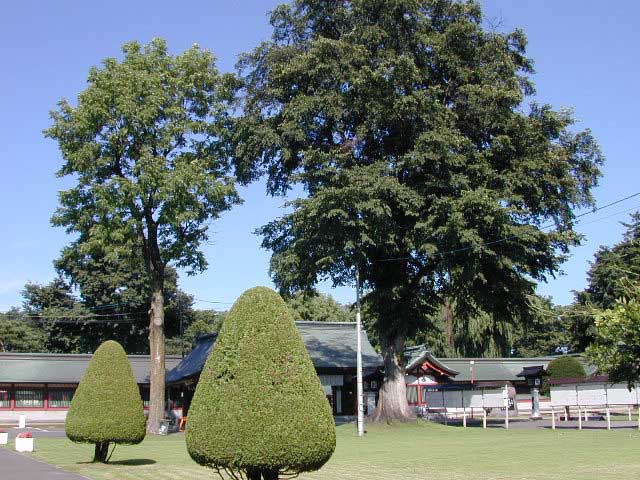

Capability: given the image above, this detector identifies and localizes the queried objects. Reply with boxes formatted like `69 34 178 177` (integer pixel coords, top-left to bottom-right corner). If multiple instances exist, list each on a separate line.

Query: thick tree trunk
147 279 165 434
262 469 279 480
246 469 261 480
370 332 415 423
93 441 109 463
443 300 455 351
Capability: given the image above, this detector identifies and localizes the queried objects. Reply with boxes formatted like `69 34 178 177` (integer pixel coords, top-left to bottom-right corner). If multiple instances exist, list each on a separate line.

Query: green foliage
581 212 640 309
55 236 195 353
286 292 352 322
512 296 571 357
20 278 91 353
410 301 518 357
187 287 335 478
44 36 240 329
234 0 603 376
570 212 640 350
22 277 77 313
587 281 640 385
542 355 586 395
562 302 597 353
45 38 241 427
546 356 586 379
165 309 225 355
66 341 146 450
0 312 47 352
45 39 239 278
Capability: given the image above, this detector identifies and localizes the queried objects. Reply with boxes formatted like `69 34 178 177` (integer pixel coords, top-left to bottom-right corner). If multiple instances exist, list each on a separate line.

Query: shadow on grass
109 459 157 466
78 459 157 466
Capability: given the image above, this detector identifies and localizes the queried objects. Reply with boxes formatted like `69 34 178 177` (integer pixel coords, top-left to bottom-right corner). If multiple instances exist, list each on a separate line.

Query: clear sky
1 1 639 311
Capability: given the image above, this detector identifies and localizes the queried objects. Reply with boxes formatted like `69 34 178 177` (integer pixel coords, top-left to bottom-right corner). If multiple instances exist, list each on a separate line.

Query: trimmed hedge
187 286 336 479
546 356 586 379
65 340 146 461
543 356 586 395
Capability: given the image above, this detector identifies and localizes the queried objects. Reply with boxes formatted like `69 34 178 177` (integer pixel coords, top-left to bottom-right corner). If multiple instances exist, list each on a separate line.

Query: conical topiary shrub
187 286 336 480
543 355 587 394
66 340 146 462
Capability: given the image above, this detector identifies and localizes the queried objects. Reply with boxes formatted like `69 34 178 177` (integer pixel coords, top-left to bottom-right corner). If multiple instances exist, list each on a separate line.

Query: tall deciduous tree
45 39 240 433
235 1 602 421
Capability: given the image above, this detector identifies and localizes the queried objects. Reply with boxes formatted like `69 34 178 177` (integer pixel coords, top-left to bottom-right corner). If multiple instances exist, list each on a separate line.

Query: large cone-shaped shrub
187 287 335 479
66 340 146 461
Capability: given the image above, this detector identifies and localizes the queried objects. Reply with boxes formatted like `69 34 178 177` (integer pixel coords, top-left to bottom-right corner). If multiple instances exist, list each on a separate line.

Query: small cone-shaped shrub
546 356 586 379
187 287 335 479
66 340 146 462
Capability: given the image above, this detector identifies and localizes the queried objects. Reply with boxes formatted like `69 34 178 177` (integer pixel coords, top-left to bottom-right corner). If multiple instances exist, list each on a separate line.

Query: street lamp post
356 268 364 437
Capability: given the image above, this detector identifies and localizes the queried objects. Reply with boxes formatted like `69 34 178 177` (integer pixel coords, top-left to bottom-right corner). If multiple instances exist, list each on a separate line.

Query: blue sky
1 1 639 311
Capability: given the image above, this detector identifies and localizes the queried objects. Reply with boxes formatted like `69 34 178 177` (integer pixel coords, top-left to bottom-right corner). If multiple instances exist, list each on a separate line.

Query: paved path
0 447 88 480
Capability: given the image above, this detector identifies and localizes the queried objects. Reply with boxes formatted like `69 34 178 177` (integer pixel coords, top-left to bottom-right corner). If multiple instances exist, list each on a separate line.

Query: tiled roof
404 345 593 383
404 345 459 377
166 321 383 384
440 356 592 382
0 353 183 384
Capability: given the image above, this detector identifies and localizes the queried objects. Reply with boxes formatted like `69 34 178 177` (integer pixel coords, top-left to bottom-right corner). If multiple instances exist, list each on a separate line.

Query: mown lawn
19 422 640 480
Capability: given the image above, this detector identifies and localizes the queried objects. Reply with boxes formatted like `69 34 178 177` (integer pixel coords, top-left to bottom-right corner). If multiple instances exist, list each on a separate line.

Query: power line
570 204 640 229
0 311 145 319
192 298 234 305
0 310 146 324
377 191 640 263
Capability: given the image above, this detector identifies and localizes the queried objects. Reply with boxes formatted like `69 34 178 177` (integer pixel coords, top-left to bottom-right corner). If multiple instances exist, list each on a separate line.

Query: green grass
15 422 640 480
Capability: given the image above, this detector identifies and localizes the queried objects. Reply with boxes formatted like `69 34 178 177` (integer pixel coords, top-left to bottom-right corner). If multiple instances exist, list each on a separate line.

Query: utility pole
179 295 185 358
356 268 364 437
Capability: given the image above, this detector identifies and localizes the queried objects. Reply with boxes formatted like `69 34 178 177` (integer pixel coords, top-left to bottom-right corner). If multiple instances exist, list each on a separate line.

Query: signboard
463 390 484 408
550 385 578 406
606 384 638 405
576 384 607 406
483 389 505 408
443 389 463 408
551 382 640 407
424 390 444 408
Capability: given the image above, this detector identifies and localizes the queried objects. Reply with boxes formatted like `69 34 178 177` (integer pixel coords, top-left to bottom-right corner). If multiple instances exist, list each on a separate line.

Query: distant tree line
0 272 352 354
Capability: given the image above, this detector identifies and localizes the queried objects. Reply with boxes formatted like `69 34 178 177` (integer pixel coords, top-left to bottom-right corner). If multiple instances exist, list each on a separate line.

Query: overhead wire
376 191 640 263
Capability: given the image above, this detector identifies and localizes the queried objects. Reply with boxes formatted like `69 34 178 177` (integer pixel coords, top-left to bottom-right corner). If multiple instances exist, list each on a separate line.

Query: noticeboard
605 384 638 405
576 384 607 406
482 389 506 408
463 390 484 408
443 389 463 409
424 390 444 408
550 385 578 406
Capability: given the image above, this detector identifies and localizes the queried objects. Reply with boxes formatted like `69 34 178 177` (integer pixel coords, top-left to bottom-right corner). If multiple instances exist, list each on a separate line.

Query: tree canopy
285 292 352 322
45 38 240 432
234 0 603 421
580 212 640 309
0 310 46 353
563 212 640 351
587 279 640 385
